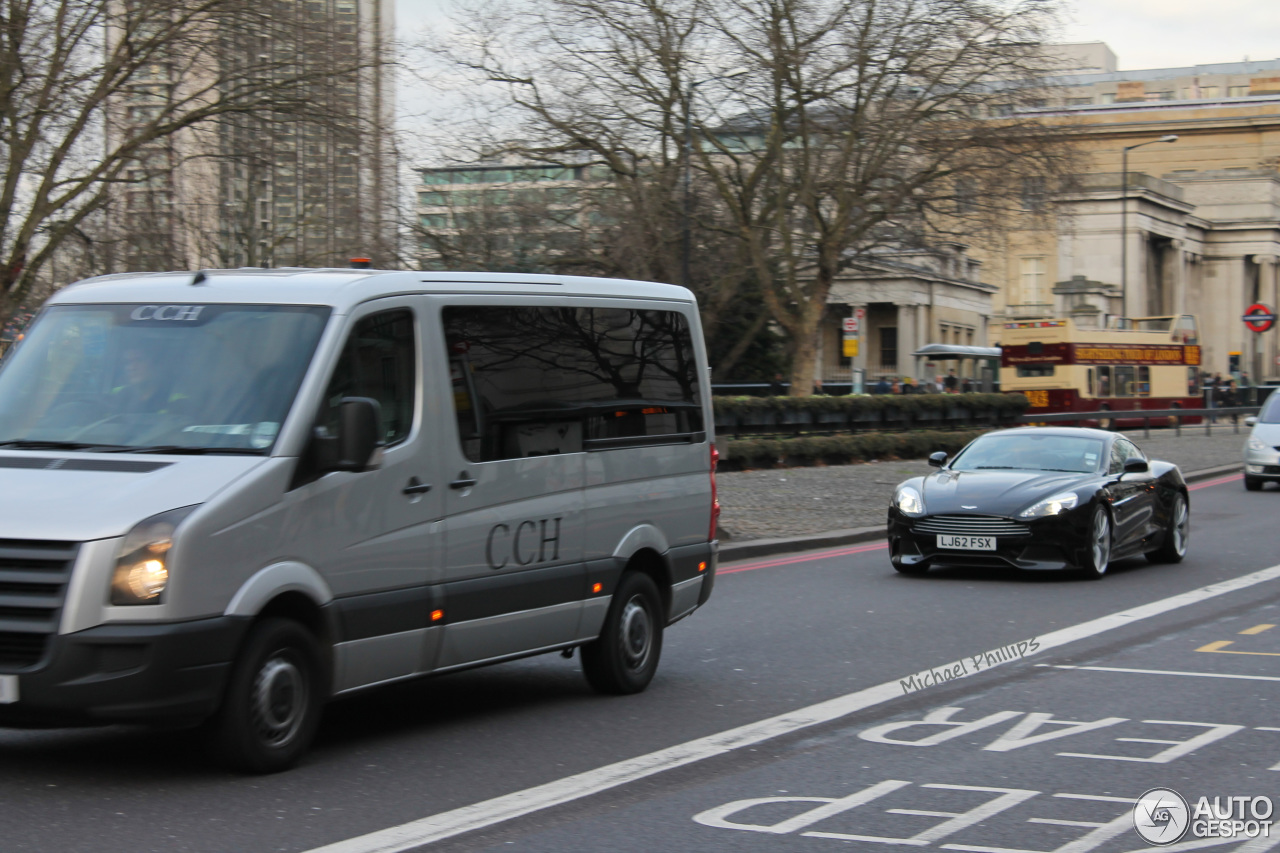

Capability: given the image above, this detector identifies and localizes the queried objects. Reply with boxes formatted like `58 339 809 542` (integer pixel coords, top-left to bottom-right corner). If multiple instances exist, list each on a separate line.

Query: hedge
712 392 1027 418
719 428 991 470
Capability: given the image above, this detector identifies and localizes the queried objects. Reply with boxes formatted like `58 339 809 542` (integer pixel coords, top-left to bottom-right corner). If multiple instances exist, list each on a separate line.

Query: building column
1168 240 1186 318
1254 255 1278 381
896 303 916 380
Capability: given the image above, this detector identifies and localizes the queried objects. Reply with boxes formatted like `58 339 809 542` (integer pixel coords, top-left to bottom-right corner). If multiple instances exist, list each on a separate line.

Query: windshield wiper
129 445 268 455
971 465 1022 470
0 439 133 452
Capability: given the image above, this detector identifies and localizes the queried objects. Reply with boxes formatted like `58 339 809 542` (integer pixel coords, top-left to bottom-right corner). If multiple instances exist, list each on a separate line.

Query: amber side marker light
431 609 444 622
592 582 603 593
698 561 707 572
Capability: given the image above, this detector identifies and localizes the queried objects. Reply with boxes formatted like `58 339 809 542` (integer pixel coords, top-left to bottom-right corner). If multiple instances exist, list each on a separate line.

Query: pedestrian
812 378 828 396
890 377 901 394
768 373 786 395
901 376 915 394
1208 372 1223 423
1221 378 1239 424
962 376 974 393
943 368 958 393
874 376 891 395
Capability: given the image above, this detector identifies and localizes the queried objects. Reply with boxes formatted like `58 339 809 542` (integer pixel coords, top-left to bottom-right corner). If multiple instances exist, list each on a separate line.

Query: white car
1244 390 1280 491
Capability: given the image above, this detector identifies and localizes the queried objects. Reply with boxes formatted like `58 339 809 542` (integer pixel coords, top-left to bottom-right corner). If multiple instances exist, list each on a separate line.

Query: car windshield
1259 391 1280 424
0 303 330 453
949 433 1106 474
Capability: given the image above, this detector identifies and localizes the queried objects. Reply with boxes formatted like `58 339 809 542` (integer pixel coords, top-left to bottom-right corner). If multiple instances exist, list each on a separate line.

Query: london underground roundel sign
1243 303 1276 333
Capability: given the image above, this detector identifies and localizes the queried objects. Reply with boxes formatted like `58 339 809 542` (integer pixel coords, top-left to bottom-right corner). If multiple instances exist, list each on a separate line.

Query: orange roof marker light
349 257 372 269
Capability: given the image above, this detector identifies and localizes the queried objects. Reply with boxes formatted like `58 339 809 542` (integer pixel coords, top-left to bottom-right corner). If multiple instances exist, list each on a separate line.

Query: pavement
716 422 1251 562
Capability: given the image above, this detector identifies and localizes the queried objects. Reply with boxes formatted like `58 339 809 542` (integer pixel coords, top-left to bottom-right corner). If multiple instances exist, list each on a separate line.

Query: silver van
0 269 719 771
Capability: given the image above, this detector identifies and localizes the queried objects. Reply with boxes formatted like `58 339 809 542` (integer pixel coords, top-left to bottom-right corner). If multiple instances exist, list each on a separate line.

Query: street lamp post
1120 134 1178 323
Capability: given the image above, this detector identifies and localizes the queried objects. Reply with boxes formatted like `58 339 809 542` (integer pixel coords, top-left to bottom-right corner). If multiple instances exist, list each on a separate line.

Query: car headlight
895 486 925 516
1248 436 1268 452
1018 491 1079 518
111 506 198 605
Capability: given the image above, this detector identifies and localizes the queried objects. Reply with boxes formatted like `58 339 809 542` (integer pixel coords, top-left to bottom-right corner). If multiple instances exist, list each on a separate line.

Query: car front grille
912 515 1030 537
0 539 79 670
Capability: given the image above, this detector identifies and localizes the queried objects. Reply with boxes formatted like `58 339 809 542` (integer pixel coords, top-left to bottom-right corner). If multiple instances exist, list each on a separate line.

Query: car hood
1250 422 1280 447
0 452 268 541
920 469 1089 517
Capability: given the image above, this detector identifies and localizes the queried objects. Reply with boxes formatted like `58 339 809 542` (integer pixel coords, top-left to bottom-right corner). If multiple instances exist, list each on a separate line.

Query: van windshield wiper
0 439 133 452
129 445 268 455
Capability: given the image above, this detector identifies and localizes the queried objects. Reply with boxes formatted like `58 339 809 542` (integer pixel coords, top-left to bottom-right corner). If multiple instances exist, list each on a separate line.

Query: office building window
1019 257 1047 304
880 327 898 369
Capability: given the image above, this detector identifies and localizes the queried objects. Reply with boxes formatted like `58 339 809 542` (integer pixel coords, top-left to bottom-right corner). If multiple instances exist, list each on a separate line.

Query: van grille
912 515 1030 538
0 539 78 670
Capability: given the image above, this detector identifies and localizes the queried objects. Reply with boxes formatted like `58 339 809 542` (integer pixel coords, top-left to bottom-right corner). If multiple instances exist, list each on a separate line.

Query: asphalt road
2 472 1277 853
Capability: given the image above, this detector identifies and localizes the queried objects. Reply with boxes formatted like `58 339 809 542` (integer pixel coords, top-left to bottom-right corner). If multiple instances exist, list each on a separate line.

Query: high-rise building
109 0 395 272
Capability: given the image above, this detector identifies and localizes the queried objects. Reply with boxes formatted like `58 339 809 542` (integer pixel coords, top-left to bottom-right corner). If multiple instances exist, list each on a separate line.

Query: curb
717 462 1242 564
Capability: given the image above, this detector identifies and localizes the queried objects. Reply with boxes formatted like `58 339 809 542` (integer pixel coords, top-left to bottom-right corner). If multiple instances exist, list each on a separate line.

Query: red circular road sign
1243 303 1276 333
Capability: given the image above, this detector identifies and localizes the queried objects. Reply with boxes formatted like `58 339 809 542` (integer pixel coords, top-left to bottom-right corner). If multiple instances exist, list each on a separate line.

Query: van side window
443 306 704 462
319 309 416 446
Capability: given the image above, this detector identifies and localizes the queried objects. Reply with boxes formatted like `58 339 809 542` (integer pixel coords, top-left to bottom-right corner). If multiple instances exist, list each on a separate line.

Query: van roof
48 268 696 312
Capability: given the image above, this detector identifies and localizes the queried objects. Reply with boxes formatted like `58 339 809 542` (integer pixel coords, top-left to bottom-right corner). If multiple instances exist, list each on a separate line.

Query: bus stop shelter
911 343 1002 392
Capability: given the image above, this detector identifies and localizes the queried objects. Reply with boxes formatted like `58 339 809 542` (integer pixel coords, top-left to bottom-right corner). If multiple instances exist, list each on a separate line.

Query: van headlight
1247 436 1268 452
895 486 925 516
1018 491 1078 518
111 506 198 605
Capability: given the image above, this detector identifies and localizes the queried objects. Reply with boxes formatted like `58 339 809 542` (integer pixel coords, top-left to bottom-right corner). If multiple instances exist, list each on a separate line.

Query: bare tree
0 0 386 324
426 0 1077 393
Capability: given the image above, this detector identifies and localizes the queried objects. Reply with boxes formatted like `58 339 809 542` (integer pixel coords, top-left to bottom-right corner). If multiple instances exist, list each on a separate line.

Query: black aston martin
886 427 1189 578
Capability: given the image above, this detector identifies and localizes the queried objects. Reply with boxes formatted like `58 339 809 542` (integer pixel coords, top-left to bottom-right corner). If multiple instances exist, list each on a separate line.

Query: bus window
1114 366 1135 397
1086 368 1095 397
1137 366 1150 396
1188 367 1199 396
1097 366 1111 398
1176 315 1198 345
1016 364 1055 377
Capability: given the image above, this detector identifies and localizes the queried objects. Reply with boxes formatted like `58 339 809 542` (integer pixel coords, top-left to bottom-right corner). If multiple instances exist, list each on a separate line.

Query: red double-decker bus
999 315 1203 427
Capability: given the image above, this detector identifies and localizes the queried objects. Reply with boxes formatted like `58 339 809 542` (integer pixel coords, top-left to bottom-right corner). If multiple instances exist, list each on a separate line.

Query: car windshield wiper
129 445 269 455
1039 467 1085 473
970 465 1023 470
0 439 133 452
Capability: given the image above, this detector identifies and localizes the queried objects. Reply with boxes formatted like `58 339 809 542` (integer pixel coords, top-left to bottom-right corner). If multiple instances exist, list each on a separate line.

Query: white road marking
304 561 1280 853
1041 664 1280 682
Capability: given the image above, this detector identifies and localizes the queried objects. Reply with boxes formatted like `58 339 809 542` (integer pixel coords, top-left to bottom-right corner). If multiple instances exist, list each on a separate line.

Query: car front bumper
887 508 1095 571
0 616 250 728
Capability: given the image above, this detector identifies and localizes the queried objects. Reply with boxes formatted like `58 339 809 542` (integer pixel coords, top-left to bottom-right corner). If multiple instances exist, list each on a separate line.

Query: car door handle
450 472 478 490
403 477 431 495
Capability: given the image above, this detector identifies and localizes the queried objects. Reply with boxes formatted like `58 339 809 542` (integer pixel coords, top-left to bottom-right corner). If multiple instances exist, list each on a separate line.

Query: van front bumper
0 616 250 728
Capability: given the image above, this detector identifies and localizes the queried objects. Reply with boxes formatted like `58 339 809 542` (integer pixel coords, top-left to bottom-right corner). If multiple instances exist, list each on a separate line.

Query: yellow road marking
1196 639 1280 657
1240 623 1277 635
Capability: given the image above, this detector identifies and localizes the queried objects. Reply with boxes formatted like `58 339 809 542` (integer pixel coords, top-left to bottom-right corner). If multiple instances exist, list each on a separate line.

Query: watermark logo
1134 788 1274 845
1133 788 1190 845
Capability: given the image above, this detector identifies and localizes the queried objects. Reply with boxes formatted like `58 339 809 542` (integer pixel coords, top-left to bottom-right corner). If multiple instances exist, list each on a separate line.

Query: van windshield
0 304 330 453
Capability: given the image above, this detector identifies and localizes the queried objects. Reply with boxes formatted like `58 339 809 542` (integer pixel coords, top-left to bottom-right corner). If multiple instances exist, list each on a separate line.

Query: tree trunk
788 329 819 397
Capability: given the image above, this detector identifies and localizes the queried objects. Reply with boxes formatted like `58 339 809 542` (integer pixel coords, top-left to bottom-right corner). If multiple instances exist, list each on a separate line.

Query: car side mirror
315 397 384 474
1245 416 1258 427
928 451 948 468
1122 457 1149 475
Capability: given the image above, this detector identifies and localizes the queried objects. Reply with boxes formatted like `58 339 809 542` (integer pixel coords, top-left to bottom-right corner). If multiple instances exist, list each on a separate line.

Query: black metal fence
1017 406 1261 439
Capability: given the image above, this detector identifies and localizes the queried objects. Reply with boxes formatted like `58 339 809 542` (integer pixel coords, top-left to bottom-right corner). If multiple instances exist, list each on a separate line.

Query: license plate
938 534 995 551
0 675 16 704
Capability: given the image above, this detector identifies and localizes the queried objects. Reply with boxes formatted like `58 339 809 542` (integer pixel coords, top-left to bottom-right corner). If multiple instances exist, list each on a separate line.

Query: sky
394 0 1280 73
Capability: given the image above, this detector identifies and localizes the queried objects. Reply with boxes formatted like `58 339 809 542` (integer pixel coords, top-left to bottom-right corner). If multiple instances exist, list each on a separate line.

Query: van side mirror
928 451 948 468
1245 416 1258 427
1122 457 1149 475
315 397 383 473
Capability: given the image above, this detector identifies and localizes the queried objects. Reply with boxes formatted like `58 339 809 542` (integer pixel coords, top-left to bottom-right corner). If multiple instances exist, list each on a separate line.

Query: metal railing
1017 406 1260 439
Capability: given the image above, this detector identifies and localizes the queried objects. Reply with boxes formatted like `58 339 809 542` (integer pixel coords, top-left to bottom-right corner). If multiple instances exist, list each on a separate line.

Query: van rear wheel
581 571 663 695
208 618 324 774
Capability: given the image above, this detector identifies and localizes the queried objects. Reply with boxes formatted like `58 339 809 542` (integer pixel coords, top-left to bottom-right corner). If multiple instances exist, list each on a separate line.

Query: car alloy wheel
1085 507 1111 578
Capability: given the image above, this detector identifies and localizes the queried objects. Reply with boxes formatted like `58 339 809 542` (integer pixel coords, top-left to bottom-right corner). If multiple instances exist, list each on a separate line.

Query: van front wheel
581 572 663 695
209 618 324 774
